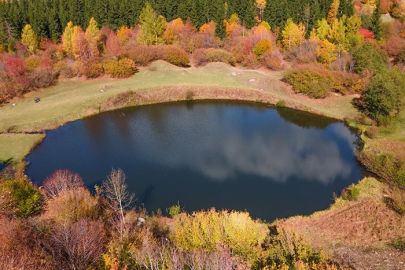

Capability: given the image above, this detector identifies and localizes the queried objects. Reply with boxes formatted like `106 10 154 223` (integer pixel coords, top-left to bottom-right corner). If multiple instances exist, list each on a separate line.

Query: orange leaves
164 18 184 44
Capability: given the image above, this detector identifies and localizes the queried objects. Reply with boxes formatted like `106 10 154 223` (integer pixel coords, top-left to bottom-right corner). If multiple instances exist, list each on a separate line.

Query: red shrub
384 36 405 58
29 67 58 88
192 48 209 66
359 28 375 41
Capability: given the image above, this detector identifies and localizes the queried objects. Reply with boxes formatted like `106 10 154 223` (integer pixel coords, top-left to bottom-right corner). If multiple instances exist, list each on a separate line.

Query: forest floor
0 60 358 164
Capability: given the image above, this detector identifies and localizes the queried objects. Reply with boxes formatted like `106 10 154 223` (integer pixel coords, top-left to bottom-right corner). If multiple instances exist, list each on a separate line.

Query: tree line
0 0 354 45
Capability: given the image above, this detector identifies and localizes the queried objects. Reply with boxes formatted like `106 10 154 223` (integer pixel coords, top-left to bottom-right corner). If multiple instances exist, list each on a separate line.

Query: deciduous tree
21 24 38 54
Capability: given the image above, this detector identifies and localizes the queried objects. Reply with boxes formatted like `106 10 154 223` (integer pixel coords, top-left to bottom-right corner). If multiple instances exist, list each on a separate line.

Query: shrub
0 179 43 218
168 204 181 217
29 67 58 88
285 41 317 64
104 58 137 78
127 45 159 66
253 39 272 58
163 46 189 67
384 186 405 215
358 151 405 187
192 48 209 66
361 67 405 121
252 226 333 270
284 64 364 98
261 50 284 70
283 65 333 98
25 55 42 71
172 209 266 258
341 184 360 201
241 53 259 68
205 48 236 66
85 62 104 78
366 126 378 139
276 100 286 107
391 238 405 251
383 36 405 58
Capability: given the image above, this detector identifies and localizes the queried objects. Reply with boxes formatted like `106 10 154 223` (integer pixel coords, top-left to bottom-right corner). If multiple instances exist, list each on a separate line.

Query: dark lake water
26 101 364 221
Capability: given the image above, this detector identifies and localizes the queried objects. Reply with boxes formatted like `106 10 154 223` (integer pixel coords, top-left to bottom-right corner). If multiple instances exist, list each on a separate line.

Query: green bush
341 184 360 201
361 67 405 122
205 49 236 66
104 58 138 78
163 46 189 67
0 179 43 217
168 204 181 217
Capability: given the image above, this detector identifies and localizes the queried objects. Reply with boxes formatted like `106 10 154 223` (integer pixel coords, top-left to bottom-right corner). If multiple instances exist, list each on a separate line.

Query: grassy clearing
0 133 45 163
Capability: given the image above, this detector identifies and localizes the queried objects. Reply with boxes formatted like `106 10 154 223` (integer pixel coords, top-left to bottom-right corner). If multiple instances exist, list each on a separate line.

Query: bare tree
102 168 134 224
42 169 84 199
48 218 106 270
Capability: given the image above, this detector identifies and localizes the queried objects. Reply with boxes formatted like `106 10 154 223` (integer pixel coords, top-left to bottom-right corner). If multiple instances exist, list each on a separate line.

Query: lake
26 101 364 221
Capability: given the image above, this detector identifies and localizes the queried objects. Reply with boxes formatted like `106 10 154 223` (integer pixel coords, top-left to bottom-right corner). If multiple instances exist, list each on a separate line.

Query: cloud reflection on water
124 105 355 185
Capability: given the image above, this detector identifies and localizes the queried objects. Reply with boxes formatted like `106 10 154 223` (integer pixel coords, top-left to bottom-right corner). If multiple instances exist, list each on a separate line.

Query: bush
25 55 42 71
361 67 405 121
284 64 364 98
366 126 378 139
283 65 334 98
127 45 160 66
285 41 317 64
205 48 236 66
104 58 137 78
341 184 360 201
261 50 284 70
29 67 58 88
163 46 189 67
192 48 209 66
253 39 273 58
383 36 405 58
85 62 104 78
384 186 405 215
0 179 43 218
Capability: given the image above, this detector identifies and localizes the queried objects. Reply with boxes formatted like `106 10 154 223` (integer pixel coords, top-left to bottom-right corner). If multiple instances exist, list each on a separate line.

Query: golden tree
21 24 37 54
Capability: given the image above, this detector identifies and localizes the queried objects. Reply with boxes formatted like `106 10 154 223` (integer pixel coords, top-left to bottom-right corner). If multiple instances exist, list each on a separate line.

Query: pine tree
215 19 226 39
370 0 382 40
21 24 37 54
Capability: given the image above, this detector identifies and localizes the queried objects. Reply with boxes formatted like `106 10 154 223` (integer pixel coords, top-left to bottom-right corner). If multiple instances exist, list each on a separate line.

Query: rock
137 217 146 226
12 103 16 106
231 72 237 76
249 79 255 82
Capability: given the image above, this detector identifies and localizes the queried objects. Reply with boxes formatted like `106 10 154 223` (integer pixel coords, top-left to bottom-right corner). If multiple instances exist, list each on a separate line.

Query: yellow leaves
171 209 267 258
117 26 132 44
316 39 337 64
281 19 305 49
164 18 184 44
85 17 100 43
71 26 84 59
224 14 242 36
62 21 74 55
327 0 340 24
21 24 38 54
253 38 273 57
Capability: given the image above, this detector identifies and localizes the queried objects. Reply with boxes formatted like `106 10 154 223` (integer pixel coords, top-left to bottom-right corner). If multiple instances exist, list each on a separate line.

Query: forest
1 0 405 268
